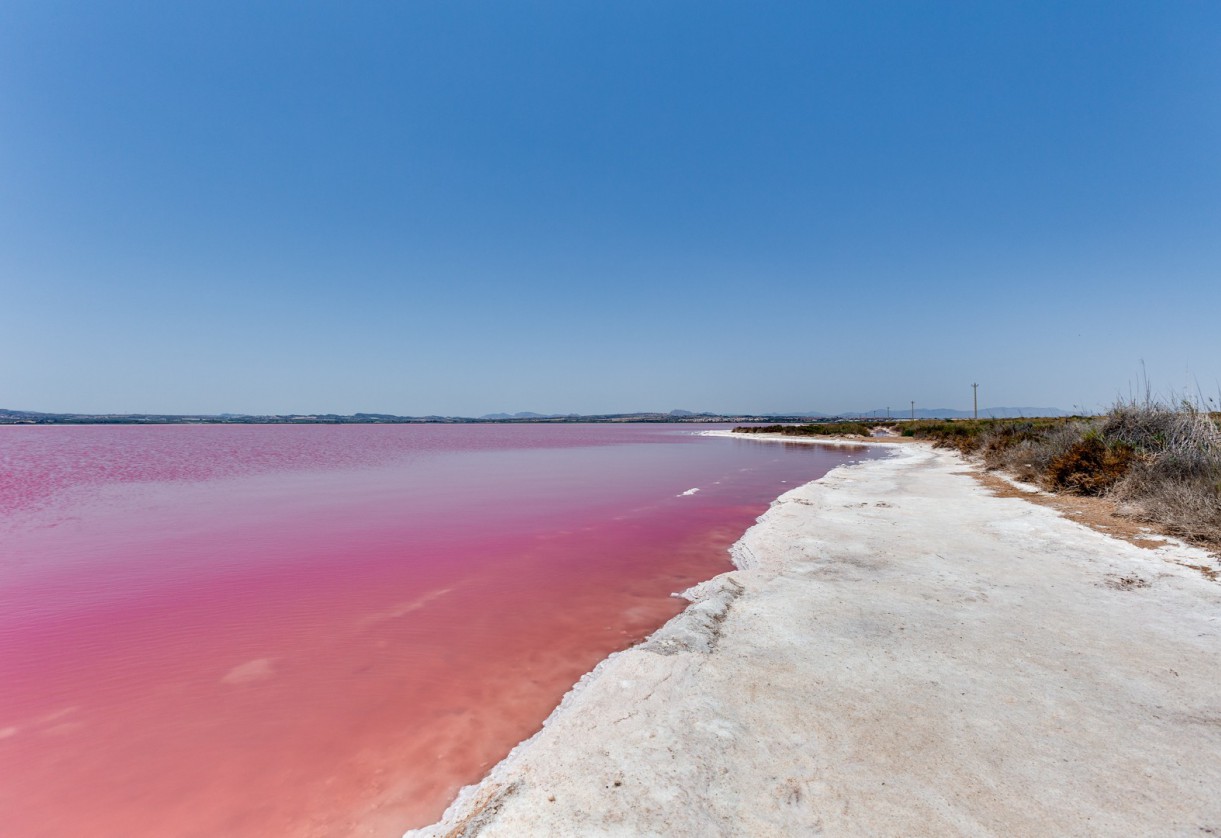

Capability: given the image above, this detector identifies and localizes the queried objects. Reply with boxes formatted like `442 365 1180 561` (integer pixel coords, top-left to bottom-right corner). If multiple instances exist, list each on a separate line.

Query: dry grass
1103 401 1221 546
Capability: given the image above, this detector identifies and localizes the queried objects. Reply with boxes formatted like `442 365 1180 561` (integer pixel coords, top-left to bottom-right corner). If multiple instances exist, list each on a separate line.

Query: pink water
0 424 870 836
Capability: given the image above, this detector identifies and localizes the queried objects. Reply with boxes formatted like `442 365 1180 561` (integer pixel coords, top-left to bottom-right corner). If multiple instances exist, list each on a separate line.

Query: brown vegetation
735 403 1221 550
1045 436 1137 495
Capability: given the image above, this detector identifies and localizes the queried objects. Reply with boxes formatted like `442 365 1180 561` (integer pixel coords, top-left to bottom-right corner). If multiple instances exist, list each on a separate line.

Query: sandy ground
407 439 1221 837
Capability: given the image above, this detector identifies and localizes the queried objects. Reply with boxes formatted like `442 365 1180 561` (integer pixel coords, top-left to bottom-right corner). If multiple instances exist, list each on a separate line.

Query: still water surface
0 424 870 836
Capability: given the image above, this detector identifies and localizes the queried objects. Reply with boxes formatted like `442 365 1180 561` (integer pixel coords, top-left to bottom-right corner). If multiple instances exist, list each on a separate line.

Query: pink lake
0 423 870 836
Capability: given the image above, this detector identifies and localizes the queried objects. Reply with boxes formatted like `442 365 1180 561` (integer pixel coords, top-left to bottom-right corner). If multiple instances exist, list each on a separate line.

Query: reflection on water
0 424 874 836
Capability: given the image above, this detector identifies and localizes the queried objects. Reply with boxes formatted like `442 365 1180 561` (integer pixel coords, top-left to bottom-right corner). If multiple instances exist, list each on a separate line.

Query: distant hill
479 411 559 420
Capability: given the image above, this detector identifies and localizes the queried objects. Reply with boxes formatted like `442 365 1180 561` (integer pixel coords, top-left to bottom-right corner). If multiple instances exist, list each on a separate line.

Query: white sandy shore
407 439 1221 837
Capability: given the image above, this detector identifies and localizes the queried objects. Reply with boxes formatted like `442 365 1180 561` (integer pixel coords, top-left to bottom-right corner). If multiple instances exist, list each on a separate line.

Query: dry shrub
912 421 983 454
982 421 1091 483
1114 468 1221 546
1103 400 1221 545
737 401 1221 548
1103 401 1219 456
1045 435 1137 495
989 440 1043 483
978 422 1040 467
968 401 1221 545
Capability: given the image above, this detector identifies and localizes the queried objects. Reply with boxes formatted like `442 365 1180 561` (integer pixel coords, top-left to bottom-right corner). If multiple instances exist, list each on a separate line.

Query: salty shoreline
407 438 1221 836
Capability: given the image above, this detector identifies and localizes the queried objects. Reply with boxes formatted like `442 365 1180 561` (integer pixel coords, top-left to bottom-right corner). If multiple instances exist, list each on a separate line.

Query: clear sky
2 2 1218 416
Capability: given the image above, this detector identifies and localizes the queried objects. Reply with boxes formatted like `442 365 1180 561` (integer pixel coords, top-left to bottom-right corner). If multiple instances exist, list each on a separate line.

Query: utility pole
886 406 890 419
972 383 978 420
910 400 915 421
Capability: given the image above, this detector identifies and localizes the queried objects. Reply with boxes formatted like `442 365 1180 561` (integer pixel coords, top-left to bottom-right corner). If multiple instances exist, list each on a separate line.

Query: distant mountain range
0 406 1075 425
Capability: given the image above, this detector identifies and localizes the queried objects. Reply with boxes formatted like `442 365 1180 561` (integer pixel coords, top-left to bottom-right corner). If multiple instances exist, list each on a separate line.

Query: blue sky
2 1 1218 416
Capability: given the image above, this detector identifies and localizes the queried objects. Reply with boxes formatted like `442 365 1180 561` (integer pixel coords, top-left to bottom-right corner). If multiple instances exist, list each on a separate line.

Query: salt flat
409 442 1221 837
